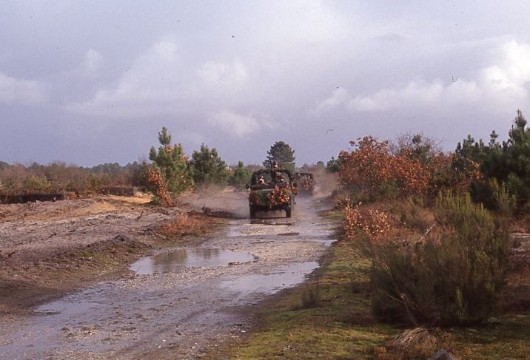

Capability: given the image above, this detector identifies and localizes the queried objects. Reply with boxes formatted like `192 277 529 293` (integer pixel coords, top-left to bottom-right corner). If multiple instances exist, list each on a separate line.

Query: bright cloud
62 49 104 82
348 81 444 112
315 87 351 111
315 80 446 113
315 40 530 114
67 40 251 118
481 40 530 101
66 40 188 117
208 110 260 138
0 72 48 105
198 60 248 87
197 60 249 99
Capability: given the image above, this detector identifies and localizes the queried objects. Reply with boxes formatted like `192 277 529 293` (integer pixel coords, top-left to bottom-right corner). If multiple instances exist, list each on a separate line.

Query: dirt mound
0 193 196 316
0 234 152 315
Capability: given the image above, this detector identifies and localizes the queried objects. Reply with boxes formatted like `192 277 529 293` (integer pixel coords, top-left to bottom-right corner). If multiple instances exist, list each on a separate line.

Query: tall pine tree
149 127 193 195
190 144 229 186
263 141 295 173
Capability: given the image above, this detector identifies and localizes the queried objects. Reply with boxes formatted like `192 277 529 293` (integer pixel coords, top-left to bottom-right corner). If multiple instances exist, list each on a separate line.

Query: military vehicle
246 168 297 219
294 172 315 196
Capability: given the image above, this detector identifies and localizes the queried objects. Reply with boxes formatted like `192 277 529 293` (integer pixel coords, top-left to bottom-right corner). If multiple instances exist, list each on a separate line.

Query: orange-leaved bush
343 201 392 241
338 136 481 201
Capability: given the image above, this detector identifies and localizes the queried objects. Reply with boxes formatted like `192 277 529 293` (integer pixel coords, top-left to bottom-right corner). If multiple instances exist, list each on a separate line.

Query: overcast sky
2 1 530 167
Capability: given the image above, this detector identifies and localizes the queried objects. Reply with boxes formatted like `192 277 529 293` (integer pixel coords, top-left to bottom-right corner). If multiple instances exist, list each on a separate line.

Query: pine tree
504 110 530 210
457 110 530 212
263 141 295 173
190 144 229 186
229 161 252 190
148 127 193 195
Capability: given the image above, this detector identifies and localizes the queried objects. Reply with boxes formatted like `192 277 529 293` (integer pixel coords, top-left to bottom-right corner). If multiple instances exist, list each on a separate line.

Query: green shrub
371 243 436 325
395 197 434 233
299 282 322 309
371 192 510 326
23 175 51 192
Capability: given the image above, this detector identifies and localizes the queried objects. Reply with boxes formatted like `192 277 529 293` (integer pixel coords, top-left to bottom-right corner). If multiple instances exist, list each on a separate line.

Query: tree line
3 107 528 213
332 109 530 215
0 127 297 202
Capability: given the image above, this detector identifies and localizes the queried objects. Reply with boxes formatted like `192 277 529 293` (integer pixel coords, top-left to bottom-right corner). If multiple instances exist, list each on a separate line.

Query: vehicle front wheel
250 206 257 219
285 206 292 218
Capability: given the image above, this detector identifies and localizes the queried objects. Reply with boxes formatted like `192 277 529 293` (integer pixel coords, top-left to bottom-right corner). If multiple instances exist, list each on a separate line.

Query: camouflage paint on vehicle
294 172 315 196
246 169 297 219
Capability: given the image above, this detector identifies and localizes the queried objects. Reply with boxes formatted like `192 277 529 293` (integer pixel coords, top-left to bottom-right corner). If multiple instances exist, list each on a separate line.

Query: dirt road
0 191 335 359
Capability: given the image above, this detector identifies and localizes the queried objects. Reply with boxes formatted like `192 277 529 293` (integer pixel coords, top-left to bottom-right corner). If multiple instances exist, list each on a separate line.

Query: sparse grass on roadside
204 220 397 360
298 281 322 309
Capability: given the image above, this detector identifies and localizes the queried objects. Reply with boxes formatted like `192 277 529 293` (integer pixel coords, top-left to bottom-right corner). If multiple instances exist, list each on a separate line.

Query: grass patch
298 282 322 309
445 315 530 359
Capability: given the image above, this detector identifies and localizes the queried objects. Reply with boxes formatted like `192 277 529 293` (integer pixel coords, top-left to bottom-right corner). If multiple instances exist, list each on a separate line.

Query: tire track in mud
0 197 335 359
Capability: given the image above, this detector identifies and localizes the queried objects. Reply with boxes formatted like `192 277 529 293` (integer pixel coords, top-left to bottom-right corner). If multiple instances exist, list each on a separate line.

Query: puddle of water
221 261 319 295
316 239 335 246
130 248 255 275
35 299 103 317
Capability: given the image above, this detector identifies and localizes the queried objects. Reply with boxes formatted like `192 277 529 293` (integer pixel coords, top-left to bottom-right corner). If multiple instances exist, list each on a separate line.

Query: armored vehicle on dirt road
246 168 297 219
294 172 315 196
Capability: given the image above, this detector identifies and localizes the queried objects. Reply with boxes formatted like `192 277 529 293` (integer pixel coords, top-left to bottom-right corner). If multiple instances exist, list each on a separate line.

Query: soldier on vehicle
271 161 281 183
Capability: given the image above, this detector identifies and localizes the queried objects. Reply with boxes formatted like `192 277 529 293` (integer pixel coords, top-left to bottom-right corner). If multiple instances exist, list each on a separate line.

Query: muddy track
0 192 335 359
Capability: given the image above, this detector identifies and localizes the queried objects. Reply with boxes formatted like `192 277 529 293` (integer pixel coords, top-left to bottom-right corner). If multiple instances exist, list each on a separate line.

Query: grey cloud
0 72 48 105
2 1 530 166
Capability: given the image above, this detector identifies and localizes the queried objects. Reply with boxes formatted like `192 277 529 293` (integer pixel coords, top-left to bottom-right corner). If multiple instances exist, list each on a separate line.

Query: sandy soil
0 190 336 359
0 193 178 314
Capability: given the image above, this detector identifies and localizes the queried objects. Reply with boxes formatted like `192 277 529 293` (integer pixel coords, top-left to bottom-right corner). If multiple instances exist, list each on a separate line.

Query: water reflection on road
221 261 320 295
0 196 336 359
130 248 257 275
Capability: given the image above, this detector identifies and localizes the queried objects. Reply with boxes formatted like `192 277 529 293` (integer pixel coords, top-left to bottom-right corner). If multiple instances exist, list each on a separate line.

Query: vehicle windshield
251 170 292 186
